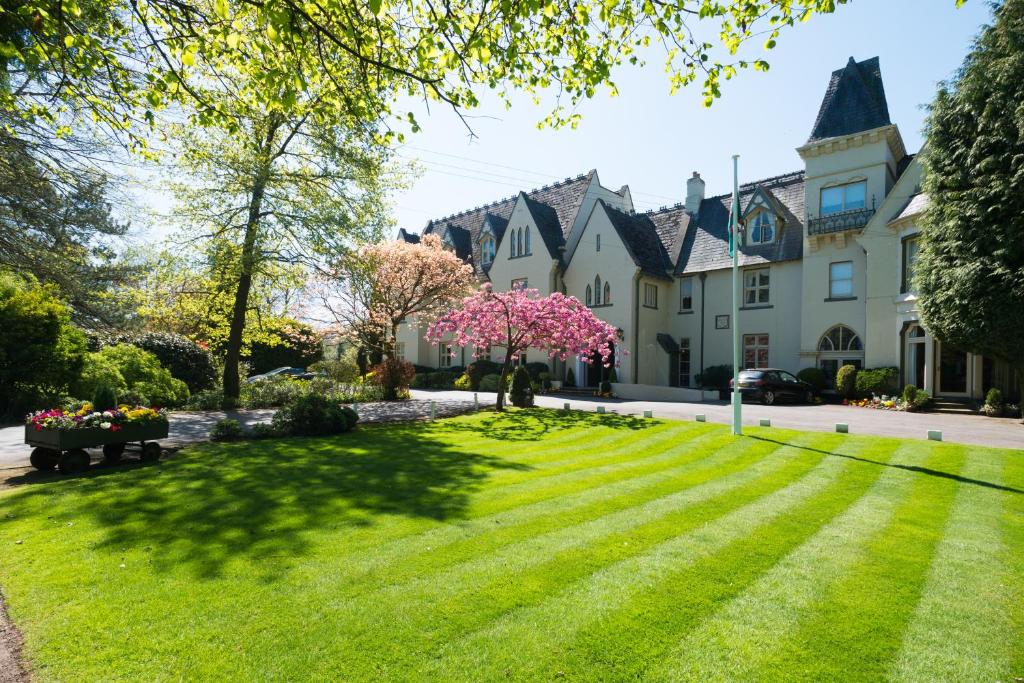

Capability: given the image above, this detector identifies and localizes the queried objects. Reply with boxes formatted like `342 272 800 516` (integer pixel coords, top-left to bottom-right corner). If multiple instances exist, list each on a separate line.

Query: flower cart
25 405 169 475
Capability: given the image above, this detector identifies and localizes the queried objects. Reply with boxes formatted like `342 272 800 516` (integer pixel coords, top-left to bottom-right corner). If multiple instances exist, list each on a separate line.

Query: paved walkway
416 389 1024 451
1 397 477 471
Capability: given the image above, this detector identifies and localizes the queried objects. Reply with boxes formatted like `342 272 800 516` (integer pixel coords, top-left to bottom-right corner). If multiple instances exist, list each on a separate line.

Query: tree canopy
917 0 1024 381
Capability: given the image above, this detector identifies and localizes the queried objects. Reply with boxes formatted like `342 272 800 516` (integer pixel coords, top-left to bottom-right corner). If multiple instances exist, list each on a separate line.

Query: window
829 261 854 298
902 235 920 293
678 338 691 387
818 325 862 352
395 342 406 362
481 237 495 265
594 276 602 305
439 343 453 368
603 282 611 305
524 227 531 255
585 284 592 306
821 181 867 215
596 234 601 252
511 278 528 290
475 345 491 361
679 277 693 312
516 228 523 256
643 283 658 308
743 334 770 369
818 325 863 387
749 211 775 244
743 268 770 306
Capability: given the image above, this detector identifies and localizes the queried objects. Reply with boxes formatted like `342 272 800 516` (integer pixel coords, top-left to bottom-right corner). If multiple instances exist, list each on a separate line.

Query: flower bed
843 396 903 410
26 402 167 432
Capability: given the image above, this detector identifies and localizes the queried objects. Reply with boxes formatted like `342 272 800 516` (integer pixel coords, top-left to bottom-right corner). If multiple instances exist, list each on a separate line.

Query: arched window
524 227 531 254
594 275 602 305
749 211 775 244
481 237 495 264
818 325 862 352
603 282 611 304
585 285 592 306
517 228 523 257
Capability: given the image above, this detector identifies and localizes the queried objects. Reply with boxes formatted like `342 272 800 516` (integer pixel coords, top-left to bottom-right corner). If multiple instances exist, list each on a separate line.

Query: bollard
695 414 706 422
596 406 606 414
927 430 942 442
430 400 436 420
835 423 849 434
643 410 653 419
563 402 571 411
759 418 771 427
474 392 479 409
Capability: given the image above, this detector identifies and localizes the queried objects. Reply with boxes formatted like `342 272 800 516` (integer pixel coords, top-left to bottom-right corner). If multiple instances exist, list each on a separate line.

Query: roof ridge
704 169 805 201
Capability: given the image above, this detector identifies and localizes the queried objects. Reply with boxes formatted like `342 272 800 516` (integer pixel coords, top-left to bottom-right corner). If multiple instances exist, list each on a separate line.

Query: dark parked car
729 368 815 405
245 366 306 383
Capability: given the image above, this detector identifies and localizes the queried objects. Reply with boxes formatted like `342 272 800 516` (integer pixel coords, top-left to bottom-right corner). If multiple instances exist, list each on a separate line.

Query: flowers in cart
26 402 168 432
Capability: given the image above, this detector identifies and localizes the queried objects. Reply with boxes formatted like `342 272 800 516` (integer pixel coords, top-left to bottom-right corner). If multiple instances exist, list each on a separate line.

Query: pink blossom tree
426 284 619 410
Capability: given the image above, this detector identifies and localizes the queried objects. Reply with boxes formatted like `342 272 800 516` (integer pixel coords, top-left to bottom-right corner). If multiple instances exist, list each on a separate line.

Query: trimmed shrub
907 390 932 413
983 387 1005 417
479 373 504 392
369 358 416 400
696 364 733 390
836 364 858 399
210 418 242 441
797 367 828 392
271 394 352 437
565 367 576 388
509 366 534 407
855 367 899 397
87 331 217 393
340 405 359 428
0 276 87 418
902 384 919 404
453 373 471 390
466 359 502 390
249 422 280 439
92 384 119 412
187 388 226 411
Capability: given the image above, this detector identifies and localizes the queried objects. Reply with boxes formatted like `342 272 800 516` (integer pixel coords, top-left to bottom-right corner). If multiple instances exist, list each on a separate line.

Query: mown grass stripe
889 448 1013 681
652 442 930 681
410 432 868 681
1001 451 1024 677
757 442 967 681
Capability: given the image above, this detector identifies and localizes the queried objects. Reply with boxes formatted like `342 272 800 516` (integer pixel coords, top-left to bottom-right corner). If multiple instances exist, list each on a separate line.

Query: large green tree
917 0 1024 399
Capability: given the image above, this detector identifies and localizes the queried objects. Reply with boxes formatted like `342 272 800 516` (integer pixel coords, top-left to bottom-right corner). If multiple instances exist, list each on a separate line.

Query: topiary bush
87 330 217 393
902 384 919 405
479 373 504 392
836 364 858 399
855 367 899 397
210 418 242 441
509 366 534 407
983 387 1005 417
607 367 618 384
797 367 828 392
92 384 119 412
907 390 932 413
565 367 576 388
696 364 733 390
271 394 352 436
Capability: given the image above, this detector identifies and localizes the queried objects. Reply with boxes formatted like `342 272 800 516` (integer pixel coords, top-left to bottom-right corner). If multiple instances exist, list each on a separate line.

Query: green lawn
1 410 1022 681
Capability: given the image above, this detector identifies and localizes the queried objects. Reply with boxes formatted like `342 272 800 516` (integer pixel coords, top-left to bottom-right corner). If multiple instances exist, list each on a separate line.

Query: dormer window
481 236 495 264
821 181 867 215
749 211 775 245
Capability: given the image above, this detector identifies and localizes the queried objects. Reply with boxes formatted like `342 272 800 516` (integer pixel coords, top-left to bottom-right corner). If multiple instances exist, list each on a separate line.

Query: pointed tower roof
808 57 891 143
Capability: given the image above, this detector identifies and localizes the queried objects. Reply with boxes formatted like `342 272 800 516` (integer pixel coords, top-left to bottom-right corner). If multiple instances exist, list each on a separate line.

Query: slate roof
890 192 929 224
441 224 472 262
521 194 566 260
411 170 595 275
808 57 891 143
396 228 420 244
676 170 806 275
599 201 675 279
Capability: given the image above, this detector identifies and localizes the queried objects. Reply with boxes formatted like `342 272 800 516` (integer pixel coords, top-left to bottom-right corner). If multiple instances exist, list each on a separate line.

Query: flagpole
731 155 742 436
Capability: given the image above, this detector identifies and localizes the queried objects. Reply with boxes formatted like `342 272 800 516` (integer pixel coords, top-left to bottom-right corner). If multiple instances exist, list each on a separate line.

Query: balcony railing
807 207 875 236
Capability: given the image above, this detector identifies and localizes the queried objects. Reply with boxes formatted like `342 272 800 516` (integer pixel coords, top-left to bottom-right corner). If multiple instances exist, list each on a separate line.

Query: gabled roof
647 205 691 268
396 228 420 244
411 171 595 275
808 57 891 143
890 192 929 224
676 170 806 275
441 224 472 261
598 201 675 279
520 193 566 260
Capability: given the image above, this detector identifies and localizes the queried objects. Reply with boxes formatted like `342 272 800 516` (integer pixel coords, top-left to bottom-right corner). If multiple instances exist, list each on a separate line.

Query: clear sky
391 0 992 232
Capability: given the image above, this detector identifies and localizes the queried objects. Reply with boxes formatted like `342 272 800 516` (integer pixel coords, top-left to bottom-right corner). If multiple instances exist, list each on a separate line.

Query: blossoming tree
427 284 619 410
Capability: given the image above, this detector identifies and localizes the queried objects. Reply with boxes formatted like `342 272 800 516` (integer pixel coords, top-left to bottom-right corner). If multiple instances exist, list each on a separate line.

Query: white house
395 56 1020 404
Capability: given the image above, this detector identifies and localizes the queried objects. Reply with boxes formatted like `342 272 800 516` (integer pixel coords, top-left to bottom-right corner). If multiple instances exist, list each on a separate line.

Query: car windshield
739 371 764 379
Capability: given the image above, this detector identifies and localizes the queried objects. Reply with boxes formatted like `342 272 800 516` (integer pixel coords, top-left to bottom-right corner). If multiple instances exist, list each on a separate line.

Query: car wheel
804 390 814 404
761 390 776 406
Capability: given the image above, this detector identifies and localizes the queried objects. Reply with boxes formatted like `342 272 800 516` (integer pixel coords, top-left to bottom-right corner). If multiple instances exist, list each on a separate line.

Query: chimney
685 172 705 215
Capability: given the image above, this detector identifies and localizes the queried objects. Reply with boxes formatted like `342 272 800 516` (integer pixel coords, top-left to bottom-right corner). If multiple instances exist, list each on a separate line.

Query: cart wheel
140 442 161 463
58 449 90 474
29 447 59 471
103 442 126 463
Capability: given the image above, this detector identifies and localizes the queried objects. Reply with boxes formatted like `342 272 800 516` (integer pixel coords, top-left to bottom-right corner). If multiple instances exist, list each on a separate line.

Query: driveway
1 397 478 471
416 389 1024 451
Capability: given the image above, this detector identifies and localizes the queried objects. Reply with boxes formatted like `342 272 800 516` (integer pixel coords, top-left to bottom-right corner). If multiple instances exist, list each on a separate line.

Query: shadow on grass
749 435 1023 495
443 407 656 442
2 422 535 579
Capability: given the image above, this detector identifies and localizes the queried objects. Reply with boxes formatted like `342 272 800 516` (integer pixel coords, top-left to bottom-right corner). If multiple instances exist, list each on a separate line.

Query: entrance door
586 344 615 387
936 342 969 396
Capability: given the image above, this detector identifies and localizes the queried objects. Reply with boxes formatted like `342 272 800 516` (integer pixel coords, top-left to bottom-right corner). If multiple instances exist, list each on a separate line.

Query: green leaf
214 0 229 20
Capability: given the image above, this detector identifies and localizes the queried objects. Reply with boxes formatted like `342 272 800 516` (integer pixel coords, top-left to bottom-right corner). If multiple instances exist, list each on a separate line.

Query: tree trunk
222 174 269 400
496 356 513 411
